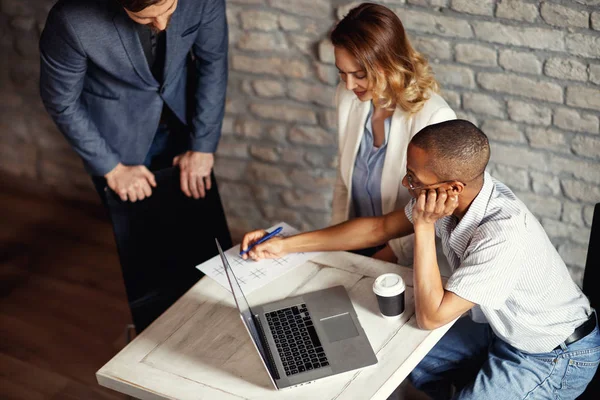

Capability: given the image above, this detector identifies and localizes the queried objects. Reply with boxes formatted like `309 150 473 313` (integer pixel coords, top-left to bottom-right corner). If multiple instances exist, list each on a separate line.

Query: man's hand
413 188 458 227
173 151 214 199
105 163 157 202
241 230 287 261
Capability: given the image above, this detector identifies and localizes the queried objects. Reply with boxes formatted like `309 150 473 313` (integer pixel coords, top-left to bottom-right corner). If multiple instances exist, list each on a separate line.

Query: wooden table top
96 251 455 400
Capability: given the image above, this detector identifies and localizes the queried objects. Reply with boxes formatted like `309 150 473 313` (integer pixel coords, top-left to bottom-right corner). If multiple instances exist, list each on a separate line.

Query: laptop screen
215 240 272 371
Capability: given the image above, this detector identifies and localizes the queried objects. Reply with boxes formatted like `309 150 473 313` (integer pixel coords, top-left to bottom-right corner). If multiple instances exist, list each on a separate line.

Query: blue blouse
351 103 392 218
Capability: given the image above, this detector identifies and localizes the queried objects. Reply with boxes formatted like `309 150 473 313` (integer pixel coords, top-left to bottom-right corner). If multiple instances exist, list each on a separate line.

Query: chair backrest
582 203 599 311
105 167 232 332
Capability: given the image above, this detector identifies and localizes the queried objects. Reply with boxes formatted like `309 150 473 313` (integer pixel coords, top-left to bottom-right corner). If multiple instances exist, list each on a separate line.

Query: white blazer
331 83 457 267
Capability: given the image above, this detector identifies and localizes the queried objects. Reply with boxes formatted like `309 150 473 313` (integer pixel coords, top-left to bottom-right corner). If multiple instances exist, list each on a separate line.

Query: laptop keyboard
266 304 330 377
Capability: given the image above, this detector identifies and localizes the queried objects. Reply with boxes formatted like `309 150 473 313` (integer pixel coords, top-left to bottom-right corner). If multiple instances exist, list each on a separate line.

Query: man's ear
451 181 465 194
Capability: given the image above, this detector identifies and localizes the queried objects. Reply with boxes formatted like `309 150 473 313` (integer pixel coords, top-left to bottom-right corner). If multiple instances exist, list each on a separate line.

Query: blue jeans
409 314 600 399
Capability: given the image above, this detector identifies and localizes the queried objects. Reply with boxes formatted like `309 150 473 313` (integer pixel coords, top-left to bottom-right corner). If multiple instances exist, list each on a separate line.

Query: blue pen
240 226 283 256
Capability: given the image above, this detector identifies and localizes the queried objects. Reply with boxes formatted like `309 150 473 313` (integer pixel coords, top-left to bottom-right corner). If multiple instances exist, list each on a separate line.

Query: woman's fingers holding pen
241 229 268 259
249 237 285 261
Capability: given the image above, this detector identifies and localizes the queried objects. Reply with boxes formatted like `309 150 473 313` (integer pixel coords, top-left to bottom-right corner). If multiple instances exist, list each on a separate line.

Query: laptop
215 239 378 390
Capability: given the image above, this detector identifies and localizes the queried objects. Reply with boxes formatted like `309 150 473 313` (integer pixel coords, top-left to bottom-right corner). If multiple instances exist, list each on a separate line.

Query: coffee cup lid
373 273 405 297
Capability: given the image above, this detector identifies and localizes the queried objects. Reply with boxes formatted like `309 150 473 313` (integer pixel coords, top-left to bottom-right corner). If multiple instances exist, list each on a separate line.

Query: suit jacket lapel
381 109 412 214
340 99 371 189
163 5 182 84
113 9 157 87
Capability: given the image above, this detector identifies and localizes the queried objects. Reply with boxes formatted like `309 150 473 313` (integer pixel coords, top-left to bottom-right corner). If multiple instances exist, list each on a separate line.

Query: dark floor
1 174 129 400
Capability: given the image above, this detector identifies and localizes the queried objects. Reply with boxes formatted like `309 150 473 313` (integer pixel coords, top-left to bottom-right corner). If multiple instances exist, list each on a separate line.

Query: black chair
579 203 599 399
104 166 232 333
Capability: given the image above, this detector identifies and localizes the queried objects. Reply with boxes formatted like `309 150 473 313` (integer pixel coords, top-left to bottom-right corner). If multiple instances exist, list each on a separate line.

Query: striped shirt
405 172 591 353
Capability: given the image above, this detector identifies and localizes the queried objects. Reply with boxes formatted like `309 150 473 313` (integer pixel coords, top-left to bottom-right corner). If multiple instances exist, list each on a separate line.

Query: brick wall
1 0 598 284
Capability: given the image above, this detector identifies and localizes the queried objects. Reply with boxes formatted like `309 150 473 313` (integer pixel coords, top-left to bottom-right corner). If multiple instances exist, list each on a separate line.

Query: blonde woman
330 2 456 269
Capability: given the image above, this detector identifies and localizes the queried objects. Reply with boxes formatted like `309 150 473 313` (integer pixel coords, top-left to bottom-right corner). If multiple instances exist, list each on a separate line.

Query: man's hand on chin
173 151 214 199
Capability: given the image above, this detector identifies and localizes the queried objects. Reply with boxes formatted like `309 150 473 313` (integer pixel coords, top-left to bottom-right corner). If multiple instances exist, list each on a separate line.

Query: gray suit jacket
40 0 228 176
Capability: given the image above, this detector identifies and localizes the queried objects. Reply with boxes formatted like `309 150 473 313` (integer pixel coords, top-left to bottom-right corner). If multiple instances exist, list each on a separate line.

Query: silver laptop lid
215 239 279 387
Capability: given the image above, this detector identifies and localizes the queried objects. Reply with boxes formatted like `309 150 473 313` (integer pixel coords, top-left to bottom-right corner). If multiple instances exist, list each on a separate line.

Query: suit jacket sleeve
189 0 228 154
331 83 349 225
39 5 120 176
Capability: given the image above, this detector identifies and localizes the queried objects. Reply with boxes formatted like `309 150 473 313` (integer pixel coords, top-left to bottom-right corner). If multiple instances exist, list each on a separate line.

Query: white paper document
196 222 322 295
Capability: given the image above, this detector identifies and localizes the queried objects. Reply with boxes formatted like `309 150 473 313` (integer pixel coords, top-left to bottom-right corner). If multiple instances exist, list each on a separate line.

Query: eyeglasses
405 174 465 192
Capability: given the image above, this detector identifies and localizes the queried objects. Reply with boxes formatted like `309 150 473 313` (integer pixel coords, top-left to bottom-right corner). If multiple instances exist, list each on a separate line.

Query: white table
96 251 455 399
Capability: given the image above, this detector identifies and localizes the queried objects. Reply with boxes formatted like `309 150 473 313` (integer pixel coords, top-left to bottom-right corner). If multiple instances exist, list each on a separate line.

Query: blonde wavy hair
331 2 439 113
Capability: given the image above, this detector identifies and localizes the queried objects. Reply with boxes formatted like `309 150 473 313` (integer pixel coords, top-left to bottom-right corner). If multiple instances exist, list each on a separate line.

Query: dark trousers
92 125 232 333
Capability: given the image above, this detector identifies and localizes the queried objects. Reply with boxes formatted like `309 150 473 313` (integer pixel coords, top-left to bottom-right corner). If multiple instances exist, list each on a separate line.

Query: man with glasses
240 119 599 399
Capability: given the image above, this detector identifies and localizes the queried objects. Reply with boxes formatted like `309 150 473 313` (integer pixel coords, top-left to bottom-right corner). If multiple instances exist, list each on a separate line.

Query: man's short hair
117 0 162 12
410 119 491 183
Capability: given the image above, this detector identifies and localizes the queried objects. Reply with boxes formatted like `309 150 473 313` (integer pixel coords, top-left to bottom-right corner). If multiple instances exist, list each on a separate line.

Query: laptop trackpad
321 313 359 343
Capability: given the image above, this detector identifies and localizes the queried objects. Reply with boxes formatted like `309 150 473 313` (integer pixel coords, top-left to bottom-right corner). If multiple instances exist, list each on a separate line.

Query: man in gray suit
40 0 227 202
39 0 232 332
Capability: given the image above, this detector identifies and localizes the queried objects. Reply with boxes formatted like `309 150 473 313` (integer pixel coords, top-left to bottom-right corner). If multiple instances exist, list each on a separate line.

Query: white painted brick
572 135 600 160
288 81 336 107
549 154 600 184
267 125 288 143
473 22 564 51
412 37 453 61
218 139 249 158
433 64 475 88
463 93 504 117
479 73 563 103
289 169 337 191
455 111 479 127
214 158 247 181
289 35 314 57
252 80 286 98
567 86 600 111
278 15 302 31
584 205 596 227
507 100 552 126
279 148 305 165
531 171 561 196
544 58 587 82
516 192 562 219
281 189 332 211
318 39 335 65
481 119 526 143
248 162 292 187
563 201 585 227
491 143 548 172
238 31 288 52
250 146 280 162
451 0 494 16
498 50 541 75
269 0 331 19
218 182 255 202
540 2 589 29
562 179 600 202
592 11 600 31
553 107 599 134
441 90 461 109
590 64 600 85
321 110 337 131
235 119 265 139
542 218 591 245
289 125 335 146
240 10 279 31
399 9 473 38
496 0 539 23
407 0 446 6
455 43 497 67
305 151 333 168
231 55 310 79
566 33 600 59
249 103 318 124
336 1 362 20
315 62 339 86
225 97 247 114
558 242 588 271
491 164 530 191
525 127 570 154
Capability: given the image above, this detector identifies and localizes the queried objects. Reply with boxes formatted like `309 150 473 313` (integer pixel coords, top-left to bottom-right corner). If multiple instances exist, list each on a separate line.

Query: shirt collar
448 171 494 259
364 102 391 146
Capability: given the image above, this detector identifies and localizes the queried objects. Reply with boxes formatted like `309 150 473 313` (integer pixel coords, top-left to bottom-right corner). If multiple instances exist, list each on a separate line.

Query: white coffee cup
373 273 406 319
